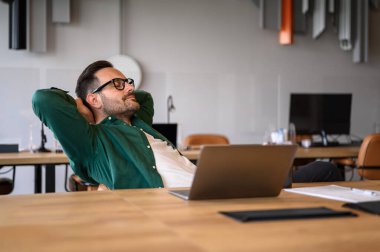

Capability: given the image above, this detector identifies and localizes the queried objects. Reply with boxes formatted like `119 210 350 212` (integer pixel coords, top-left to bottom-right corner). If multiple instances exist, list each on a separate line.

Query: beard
100 93 140 116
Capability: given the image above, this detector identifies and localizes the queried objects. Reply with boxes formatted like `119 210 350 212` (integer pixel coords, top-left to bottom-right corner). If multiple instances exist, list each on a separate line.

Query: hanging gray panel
313 0 326 39
353 0 369 63
252 0 260 8
302 0 309 14
338 0 352 50
328 0 335 13
30 0 47 52
294 0 307 33
370 0 380 9
52 0 71 23
331 0 340 32
259 0 281 30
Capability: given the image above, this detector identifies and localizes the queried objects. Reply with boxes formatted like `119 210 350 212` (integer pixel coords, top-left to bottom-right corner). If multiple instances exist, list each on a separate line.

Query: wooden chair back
183 134 229 149
357 133 380 179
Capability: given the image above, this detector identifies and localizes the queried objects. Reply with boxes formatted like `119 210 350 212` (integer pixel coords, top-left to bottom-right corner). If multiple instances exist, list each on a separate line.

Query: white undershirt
144 132 196 188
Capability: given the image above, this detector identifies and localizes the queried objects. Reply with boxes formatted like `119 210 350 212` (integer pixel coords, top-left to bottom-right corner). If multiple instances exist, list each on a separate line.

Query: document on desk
284 185 380 203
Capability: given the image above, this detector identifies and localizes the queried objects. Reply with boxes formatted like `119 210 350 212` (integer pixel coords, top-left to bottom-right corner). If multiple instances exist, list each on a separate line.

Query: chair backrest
357 133 380 179
183 134 229 148
0 178 14 195
0 166 16 195
67 174 99 192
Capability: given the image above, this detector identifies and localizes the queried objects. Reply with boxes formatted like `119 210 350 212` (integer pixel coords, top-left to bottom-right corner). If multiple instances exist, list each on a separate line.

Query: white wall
123 0 380 142
0 0 121 194
1 0 380 194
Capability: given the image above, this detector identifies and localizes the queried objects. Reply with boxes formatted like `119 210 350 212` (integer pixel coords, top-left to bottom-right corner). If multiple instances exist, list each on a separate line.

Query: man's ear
86 93 102 109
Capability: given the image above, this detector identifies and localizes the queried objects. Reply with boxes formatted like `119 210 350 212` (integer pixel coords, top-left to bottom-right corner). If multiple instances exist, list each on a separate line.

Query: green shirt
32 88 175 189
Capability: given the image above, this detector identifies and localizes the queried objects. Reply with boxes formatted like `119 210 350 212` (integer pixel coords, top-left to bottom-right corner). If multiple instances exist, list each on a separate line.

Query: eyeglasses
92 78 135 93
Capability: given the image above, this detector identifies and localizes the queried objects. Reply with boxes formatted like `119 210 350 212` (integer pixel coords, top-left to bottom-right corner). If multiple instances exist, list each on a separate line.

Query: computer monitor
152 123 178 147
289 93 352 135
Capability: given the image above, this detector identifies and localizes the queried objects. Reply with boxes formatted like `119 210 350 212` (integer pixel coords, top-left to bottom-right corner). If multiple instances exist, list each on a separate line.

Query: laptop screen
152 123 178 147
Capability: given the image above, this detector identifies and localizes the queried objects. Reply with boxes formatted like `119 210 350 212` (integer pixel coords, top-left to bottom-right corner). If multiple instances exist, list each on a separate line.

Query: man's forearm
32 88 94 162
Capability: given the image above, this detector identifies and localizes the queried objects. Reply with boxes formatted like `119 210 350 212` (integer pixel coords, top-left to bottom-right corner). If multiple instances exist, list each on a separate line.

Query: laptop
152 123 178 147
169 144 297 200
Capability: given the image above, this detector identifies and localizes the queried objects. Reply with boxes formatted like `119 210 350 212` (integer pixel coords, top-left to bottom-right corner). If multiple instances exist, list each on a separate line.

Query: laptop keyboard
172 189 190 197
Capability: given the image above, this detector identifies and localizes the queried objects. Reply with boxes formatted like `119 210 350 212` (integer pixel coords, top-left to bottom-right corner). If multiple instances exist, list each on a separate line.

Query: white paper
284 185 380 203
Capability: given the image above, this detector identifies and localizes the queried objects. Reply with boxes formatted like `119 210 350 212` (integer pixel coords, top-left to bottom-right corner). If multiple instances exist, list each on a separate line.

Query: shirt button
152 165 156 169
108 117 112 120
140 128 143 131
147 145 151 148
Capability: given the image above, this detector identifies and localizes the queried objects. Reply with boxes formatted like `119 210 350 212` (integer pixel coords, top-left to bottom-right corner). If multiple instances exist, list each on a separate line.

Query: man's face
94 67 140 116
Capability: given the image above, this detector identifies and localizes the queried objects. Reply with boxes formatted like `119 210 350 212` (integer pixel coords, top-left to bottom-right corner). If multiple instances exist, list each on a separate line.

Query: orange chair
357 133 380 180
64 165 99 192
182 134 229 149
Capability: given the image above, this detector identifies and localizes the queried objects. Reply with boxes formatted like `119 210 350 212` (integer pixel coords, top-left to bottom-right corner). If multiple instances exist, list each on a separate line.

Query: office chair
0 166 16 195
182 134 229 149
357 133 380 180
0 144 18 195
64 166 99 192
332 157 356 180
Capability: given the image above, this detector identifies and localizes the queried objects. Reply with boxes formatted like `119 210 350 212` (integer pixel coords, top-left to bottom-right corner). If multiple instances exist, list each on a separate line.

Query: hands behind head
76 98 95 124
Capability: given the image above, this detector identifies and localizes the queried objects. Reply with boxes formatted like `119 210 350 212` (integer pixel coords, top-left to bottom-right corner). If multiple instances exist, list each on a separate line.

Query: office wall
122 0 380 143
0 0 379 194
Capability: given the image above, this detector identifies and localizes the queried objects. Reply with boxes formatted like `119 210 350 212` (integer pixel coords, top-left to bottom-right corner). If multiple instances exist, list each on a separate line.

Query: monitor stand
320 130 329 146
34 123 51 153
318 130 339 147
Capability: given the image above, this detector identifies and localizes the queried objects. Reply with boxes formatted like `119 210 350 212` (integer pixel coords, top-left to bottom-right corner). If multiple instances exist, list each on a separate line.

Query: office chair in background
64 166 99 192
357 133 380 180
332 133 380 180
0 144 18 195
0 166 15 195
182 134 229 149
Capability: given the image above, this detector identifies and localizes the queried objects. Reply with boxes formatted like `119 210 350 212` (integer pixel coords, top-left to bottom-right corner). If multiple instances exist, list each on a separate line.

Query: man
33 60 342 191
32 60 196 190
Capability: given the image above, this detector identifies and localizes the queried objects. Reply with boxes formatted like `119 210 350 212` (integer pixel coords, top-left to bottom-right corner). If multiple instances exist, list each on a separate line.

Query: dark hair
75 60 113 108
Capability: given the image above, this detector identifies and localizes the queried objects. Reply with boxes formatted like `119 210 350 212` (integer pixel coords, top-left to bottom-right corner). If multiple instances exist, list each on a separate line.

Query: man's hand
75 98 95 124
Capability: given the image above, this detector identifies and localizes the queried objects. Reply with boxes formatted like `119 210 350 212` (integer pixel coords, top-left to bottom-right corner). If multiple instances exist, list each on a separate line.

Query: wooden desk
1 146 360 194
295 146 360 159
181 146 360 161
0 152 69 193
0 152 68 166
1 180 380 252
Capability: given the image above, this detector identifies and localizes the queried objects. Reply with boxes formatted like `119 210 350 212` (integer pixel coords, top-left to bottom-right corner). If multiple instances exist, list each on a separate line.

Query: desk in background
1 180 380 251
0 152 68 193
181 146 360 161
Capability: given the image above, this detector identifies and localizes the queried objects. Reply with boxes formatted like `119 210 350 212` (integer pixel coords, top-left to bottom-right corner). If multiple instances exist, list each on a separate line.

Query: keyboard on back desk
310 141 362 147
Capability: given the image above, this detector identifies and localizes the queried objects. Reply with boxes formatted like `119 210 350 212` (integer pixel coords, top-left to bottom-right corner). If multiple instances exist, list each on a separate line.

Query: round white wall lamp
107 54 142 89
